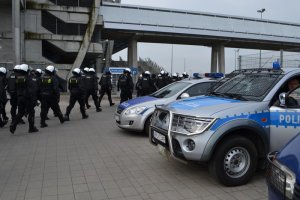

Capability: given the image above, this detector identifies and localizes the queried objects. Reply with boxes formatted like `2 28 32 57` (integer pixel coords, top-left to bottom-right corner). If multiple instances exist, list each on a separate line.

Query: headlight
267 153 296 200
171 114 215 135
124 106 147 116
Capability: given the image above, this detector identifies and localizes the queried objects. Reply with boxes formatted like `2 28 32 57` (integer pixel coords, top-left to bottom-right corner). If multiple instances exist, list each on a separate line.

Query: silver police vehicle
115 77 220 135
150 67 300 186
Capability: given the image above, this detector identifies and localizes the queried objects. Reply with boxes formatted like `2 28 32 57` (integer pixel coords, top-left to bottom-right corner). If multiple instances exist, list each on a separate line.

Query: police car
266 85 300 200
150 67 300 186
115 74 223 135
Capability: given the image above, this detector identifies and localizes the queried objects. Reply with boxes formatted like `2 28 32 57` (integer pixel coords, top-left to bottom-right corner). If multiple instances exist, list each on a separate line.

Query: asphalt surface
0 97 268 200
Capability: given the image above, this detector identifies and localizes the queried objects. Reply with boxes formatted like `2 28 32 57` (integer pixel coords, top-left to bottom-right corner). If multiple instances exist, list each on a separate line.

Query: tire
144 116 152 136
209 136 257 186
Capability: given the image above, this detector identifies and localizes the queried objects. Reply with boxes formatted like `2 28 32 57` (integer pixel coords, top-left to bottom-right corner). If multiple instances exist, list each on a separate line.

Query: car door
270 86 300 152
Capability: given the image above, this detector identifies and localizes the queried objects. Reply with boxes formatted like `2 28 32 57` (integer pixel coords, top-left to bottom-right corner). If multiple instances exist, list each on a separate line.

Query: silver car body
114 78 218 132
150 68 300 163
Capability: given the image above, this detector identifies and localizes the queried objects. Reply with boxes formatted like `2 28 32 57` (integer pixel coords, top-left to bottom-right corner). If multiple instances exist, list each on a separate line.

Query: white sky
112 0 300 74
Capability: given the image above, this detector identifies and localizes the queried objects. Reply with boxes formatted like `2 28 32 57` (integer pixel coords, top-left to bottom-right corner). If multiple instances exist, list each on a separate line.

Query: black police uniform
140 74 154 96
117 74 133 103
40 72 64 127
0 73 8 127
10 72 38 133
135 76 143 97
155 75 167 90
99 73 114 106
84 72 101 112
65 74 88 120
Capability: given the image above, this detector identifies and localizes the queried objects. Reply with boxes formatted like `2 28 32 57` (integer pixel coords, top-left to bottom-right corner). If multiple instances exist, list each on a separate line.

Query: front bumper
114 112 146 132
149 109 213 162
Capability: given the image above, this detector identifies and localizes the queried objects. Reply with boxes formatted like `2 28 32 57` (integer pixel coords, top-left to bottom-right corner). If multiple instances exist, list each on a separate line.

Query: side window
271 75 300 107
185 83 213 97
287 87 300 108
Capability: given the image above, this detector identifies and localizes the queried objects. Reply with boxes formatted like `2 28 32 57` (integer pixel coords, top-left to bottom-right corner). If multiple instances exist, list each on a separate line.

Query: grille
294 184 300 200
266 155 287 199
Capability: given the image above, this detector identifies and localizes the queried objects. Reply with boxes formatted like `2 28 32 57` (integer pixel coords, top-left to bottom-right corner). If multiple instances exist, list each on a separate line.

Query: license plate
115 115 120 122
153 131 166 144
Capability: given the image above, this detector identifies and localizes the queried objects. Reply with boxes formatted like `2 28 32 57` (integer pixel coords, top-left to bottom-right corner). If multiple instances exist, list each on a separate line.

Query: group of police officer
116 68 189 103
0 64 115 134
135 70 189 97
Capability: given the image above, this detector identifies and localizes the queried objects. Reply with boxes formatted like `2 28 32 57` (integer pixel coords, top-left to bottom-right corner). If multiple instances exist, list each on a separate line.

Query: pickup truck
150 67 300 186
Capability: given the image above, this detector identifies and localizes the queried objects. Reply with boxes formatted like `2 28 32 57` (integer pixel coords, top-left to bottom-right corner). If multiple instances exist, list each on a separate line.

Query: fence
239 48 300 69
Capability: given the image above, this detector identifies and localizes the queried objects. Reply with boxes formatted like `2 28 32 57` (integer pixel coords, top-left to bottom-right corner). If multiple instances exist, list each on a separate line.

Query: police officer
140 71 154 96
99 71 114 107
155 71 167 89
39 65 64 128
64 68 88 121
82 67 91 109
135 74 143 97
7 65 24 124
151 74 157 93
0 67 8 127
84 68 101 112
171 73 179 83
10 64 39 133
182 72 189 79
125 68 134 99
117 69 134 103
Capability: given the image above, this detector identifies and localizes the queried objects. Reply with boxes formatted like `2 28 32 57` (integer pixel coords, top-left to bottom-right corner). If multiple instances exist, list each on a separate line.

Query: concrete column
218 45 225 73
13 0 21 65
210 46 218 72
280 49 284 68
128 39 137 67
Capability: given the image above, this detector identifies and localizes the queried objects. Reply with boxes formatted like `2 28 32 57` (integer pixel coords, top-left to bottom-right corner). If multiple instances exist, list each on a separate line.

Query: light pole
171 44 174 74
257 8 266 68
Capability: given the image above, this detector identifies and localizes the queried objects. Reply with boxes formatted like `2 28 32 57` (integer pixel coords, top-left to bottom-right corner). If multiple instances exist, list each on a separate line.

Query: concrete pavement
0 99 268 200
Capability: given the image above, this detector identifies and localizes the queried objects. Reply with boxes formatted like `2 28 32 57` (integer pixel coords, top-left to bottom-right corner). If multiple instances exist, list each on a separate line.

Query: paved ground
0 97 268 200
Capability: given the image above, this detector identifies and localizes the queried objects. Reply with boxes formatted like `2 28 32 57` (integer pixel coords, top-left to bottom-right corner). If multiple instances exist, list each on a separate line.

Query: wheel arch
202 120 269 162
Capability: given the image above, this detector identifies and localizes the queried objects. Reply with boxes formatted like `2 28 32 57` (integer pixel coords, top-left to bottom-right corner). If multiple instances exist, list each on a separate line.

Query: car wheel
209 136 258 186
144 116 152 136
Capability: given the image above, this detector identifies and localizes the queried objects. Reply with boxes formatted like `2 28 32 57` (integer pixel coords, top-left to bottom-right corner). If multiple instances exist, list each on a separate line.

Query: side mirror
180 93 190 99
279 93 286 106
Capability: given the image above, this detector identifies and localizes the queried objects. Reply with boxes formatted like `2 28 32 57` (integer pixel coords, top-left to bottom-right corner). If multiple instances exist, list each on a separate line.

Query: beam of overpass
100 2 300 72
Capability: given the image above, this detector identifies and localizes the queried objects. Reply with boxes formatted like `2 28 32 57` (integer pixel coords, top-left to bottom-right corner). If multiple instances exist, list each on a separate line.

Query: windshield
212 73 283 101
151 82 191 98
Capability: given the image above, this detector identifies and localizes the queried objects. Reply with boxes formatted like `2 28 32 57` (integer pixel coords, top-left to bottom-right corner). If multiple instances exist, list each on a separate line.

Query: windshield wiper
223 93 248 101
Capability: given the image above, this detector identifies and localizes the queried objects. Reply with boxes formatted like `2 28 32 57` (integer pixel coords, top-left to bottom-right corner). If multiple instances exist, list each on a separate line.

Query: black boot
0 120 4 128
29 126 39 133
110 103 115 107
64 115 70 121
58 115 65 124
82 114 89 119
9 124 16 134
40 121 48 128
96 107 102 112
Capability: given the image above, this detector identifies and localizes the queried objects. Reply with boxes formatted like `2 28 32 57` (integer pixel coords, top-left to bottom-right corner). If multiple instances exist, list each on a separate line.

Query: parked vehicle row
115 67 300 199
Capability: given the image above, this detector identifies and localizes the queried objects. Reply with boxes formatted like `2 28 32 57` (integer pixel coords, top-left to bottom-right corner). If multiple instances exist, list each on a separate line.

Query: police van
150 67 300 186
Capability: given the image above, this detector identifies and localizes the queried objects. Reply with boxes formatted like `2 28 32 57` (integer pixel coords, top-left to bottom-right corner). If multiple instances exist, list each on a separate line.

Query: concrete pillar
218 45 225 73
128 39 137 67
13 0 21 65
211 46 218 72
280 49 284 68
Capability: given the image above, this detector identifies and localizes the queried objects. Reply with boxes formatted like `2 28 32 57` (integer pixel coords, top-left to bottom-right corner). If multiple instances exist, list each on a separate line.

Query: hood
119 96 159 110
277 133 300 184
166 96 244 117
